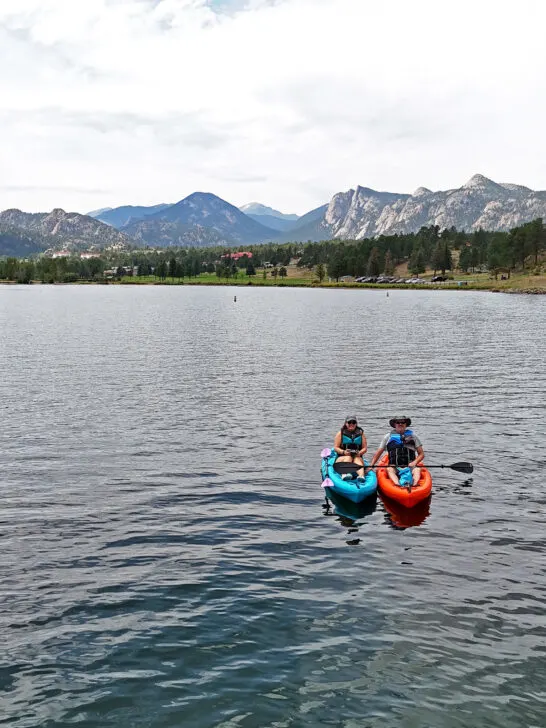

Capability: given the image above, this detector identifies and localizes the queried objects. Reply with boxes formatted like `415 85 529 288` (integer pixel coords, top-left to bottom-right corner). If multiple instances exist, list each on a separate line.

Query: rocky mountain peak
462 174 499 190
412 186 432 197
0 207 133 252
319 175 546 240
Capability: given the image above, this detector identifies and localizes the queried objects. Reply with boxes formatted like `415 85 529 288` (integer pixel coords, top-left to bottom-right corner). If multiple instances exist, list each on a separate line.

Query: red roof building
220 251 253 260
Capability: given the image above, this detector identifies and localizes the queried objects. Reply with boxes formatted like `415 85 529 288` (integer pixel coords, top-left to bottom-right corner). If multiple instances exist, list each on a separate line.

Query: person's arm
358 432 368 457
370 434 388 467
333 431 346 456
410 445 424 467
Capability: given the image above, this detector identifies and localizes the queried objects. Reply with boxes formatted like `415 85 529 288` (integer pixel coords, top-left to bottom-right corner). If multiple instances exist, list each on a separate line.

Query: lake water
1 284 545 728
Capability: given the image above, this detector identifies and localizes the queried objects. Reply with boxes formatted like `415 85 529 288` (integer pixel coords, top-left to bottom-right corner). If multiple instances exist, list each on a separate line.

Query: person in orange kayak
370 416 425 488
333 416 368 482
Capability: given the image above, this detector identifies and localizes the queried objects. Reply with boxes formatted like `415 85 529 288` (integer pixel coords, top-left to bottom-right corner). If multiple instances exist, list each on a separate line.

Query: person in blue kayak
333 416 368 481
370 416 425 488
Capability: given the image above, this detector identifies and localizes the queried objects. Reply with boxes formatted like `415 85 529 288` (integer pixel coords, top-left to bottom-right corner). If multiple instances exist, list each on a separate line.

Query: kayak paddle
321 449 473 475
331 460 473 475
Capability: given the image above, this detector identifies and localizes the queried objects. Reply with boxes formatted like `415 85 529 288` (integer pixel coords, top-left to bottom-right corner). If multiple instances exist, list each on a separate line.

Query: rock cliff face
318 175 546 240
0 208 133 251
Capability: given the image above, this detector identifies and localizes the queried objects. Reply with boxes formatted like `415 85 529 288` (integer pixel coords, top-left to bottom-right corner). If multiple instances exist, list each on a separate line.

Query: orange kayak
380 493 431 528
376 454 432 507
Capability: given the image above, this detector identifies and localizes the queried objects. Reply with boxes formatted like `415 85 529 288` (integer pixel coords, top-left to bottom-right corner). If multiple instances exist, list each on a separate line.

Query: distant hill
246 213 299 232
125 192 280 245
0 228 49 257
87 207 113 217
239 202 299 221
91 203 172 228
275 204 330 242
0 208 135 255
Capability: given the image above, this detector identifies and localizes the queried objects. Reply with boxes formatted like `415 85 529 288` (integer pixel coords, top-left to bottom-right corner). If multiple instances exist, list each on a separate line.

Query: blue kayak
321 448 378 503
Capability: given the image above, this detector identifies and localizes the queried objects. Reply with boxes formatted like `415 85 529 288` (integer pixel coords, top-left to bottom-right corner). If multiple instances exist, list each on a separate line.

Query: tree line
1 219 544 283
296 219 546 280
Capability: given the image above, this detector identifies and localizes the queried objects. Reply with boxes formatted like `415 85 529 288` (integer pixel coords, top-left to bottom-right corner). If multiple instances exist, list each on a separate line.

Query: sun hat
389 416 412 427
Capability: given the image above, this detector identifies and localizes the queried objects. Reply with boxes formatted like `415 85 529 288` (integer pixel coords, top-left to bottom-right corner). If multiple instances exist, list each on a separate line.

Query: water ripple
1 286 545 727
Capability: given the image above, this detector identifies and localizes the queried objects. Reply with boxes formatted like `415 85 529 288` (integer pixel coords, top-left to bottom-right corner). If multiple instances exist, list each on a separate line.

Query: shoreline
1 279 545 294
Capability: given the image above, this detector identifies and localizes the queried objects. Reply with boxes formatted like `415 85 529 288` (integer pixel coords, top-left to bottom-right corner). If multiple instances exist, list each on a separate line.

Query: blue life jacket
341 426 363 452
387 429 417 467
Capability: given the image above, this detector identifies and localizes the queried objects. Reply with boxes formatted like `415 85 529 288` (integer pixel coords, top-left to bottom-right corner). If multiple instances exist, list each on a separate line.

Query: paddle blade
450 461 473 474
322 478 334 488
321 447 332 458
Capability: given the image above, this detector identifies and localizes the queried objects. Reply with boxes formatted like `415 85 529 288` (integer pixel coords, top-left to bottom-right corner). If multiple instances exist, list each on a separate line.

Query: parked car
431 275 448 282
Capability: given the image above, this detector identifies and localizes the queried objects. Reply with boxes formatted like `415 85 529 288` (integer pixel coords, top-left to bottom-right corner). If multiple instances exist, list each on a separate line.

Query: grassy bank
110 269 546 293
3 269 545 293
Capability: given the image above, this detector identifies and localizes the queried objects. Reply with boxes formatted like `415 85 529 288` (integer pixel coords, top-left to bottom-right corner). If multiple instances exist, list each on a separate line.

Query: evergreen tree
526 218 545 266
509 228 528 269
383 249 394 275
327 255 344 282
16 261 34 283
432 241 452 273
315 263 326 283
431 241 443 274
168 256 178 279
156 259 167 280
458 245 472 272
4 257 18 280
408 244 426 275
366 247 381 276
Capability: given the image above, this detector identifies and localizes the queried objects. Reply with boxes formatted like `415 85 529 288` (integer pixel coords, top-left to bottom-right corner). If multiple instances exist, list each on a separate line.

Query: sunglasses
394 420 407 425
347 420 357 425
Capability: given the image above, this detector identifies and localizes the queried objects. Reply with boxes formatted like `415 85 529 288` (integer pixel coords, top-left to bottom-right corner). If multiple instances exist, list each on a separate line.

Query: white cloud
1 0 545 214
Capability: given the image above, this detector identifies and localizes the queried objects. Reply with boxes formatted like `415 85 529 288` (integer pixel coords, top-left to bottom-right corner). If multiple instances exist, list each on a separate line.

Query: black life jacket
341 426 363 452
386 429 417 467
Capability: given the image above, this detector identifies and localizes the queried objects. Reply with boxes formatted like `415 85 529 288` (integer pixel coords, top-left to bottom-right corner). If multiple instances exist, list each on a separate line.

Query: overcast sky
1 0 545 215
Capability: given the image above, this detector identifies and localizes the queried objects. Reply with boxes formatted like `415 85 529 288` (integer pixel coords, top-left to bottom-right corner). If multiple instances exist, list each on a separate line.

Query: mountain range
2 174 546 256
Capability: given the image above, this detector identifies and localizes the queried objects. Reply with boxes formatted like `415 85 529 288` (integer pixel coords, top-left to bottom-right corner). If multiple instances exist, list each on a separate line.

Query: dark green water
1 285 545 727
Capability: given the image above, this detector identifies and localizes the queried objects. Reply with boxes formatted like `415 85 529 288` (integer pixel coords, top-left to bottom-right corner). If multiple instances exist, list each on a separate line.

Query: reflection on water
380 493 431 530
0 285 545 728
